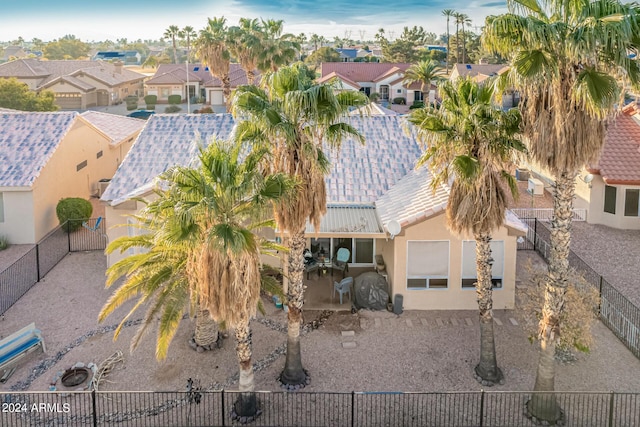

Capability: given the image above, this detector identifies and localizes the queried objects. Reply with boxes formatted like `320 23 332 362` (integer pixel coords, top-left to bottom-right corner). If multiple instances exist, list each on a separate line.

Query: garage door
55 95 82 110
97 91 109 106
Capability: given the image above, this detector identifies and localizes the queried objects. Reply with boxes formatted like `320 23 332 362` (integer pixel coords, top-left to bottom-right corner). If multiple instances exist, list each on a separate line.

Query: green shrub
164 105 182 113
0 235 9 251
409 101 424 109
126 102 138 111
392 97 406 105
144 94 157 110
56 198 93 232
369 92 380 102
168 94 182 105
196 106 213 114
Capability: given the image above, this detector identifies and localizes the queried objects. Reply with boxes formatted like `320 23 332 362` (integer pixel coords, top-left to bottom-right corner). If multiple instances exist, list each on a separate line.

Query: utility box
97 179 111 197
528 178 544 196
393 294 403 315
515 168 530 181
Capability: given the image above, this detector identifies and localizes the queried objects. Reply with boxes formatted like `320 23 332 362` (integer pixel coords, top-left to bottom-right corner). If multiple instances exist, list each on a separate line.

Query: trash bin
393 294 403 315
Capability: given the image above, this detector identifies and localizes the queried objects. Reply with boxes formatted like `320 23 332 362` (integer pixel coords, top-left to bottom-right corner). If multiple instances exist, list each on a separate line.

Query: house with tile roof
101 114 526 311
450 64 519 109
0 59 146 109
319 63 435 106
144 63 259 112
0 111 144 244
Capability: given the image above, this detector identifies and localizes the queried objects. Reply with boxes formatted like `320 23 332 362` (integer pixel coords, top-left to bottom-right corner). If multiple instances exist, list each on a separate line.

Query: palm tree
180 26 197 60
228 18 262 84
195 17 231 109
460 14 472 63
309 34 322 52
454 12 464 64
483 0 640 422
100 139 292 418
442 9 455 72
402 60 445 104
257 19 300 72
232 64 369 388
163 25 180 64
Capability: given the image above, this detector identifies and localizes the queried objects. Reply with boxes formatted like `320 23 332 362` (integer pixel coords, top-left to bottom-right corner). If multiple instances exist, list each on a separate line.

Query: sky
1 0 509 43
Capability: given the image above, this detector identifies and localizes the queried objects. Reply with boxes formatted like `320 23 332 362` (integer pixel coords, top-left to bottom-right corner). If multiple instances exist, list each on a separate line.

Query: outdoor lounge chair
333 277 353 304
332 248 350 278
82 216 102 231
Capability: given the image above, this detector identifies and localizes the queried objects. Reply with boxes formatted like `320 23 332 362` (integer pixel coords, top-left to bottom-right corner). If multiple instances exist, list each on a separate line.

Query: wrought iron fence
518 218 640 359
0 390 638 427
0 219 106 315
511 208 587 221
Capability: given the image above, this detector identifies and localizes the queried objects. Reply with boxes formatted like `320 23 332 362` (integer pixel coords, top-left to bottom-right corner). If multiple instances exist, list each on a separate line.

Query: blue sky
1 0 509 42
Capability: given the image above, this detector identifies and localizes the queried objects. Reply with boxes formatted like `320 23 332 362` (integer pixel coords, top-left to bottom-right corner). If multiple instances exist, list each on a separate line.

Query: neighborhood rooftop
80 111 146 145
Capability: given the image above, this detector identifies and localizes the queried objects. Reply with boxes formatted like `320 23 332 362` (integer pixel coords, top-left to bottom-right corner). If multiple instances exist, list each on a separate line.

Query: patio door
309 237 375 266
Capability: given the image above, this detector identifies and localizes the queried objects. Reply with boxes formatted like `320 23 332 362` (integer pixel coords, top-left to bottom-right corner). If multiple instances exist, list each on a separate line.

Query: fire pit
61 367 91 387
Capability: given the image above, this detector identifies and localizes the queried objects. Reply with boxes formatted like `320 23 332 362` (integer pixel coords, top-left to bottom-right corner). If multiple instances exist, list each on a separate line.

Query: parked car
127 110 156 119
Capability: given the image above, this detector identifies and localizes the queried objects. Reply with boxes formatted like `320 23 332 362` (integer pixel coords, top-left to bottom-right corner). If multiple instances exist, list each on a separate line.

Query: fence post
351 391 355 427
221 390 226 427
598 276 604 315
35 244 41 281
67 221 71 252
608 391 615 427
533 219 538 250
479 389 484 427
92 389 97 427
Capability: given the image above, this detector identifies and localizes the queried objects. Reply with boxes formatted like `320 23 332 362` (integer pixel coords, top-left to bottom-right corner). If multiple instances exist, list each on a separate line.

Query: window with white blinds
406 241 449 289
461 240 504 289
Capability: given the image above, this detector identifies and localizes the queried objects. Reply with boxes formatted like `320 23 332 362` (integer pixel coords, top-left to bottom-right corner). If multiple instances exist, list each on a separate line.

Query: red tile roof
589 107 640 185
317 71 361 89
320 63 412 83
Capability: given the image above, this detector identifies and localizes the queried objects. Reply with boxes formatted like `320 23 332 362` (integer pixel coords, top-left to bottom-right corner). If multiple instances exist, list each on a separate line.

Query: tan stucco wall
587 176 640 229
0 189 35 244
105 200 144 267
389 213 516 311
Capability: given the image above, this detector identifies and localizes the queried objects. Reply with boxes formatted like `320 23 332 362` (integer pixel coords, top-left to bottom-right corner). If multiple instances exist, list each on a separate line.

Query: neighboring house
0 59 146 109
335 48 374 62
0 111 144 244
144 63 259 112
1 46 27 62
450 63 518 108
101 114 526 311
93 51 142 65
318 62 435 105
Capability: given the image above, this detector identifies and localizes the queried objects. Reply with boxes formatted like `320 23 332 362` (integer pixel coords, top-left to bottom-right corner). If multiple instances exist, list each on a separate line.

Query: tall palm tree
180 26 197 60
483 0 640 422
460 14 472 63
309 34 322 52
408 78 524 386
454 12 464 64
402 59 445 104
442 9 456 72
257 19 301 72
232 64 369 388
163 25 181 64
100 139 292 418
195 17 231 110
228 18 262 84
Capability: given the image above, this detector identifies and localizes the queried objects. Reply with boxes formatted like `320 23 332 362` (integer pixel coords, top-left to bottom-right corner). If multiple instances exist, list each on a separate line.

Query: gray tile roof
0 112 78 187
80 111 146 145
305 206 384 234
101 114 236 204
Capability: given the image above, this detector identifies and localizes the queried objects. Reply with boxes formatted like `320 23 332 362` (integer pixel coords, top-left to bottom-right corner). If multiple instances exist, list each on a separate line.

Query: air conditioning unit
515 168 530 181
97 179 111 197
528 178 544 196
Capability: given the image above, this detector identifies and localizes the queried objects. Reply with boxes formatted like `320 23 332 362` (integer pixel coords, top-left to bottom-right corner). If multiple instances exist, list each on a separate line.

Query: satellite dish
386 220 401 239
582 173 594 184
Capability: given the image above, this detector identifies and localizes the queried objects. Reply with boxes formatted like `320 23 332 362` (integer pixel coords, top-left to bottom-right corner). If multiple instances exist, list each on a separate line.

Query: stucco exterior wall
389 213 517 311
0 189 35 244
587 176 640 229
105 200 145 267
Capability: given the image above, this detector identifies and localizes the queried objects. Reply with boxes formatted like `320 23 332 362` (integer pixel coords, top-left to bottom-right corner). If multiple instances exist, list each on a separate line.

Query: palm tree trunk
280 231 309 387
528 171 574 423
474 233 503 384
222 74 231 111
172 39 178 64
247 70 255 85
446 19 450 73
194 307 219 347
455 23 460 64
233 321 259 418
462 27 466 63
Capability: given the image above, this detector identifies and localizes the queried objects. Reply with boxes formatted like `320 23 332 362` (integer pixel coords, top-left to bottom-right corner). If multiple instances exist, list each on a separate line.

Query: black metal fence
0 218 107 315
517 218 640 359
1 390 638 426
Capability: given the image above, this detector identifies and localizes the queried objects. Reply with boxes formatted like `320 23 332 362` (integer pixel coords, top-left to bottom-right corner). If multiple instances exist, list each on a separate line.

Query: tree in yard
42 35 90 59
0 78 58 111
483 0 640 422
195 17 231 109
442 9 456 72
408 78 525 385
304 47 341 71
163 25 181 64
256 19 300 72
402 60 445 102
453 12 463 63
232 63 369 388
228 18 262 84
100 138 293 418
179 26 197 57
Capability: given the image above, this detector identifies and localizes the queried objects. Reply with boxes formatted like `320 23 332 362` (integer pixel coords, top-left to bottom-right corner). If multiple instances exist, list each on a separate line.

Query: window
0 192 4 223
355 238 374 263
414 91 424 102
604 185 617 214
461 240 504 289
407 241 449 289
160 88 170 98
397 89 402 94
309 237 374 265
624 189 640 217
76 160 87 171
379 85 389 101
96 150 103 159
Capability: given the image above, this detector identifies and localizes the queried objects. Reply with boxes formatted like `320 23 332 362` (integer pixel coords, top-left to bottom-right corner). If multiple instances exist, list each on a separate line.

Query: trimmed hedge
164 105 182 113
144 95 157 110
56 198 93 232
168 94 182 105
393 97 406 105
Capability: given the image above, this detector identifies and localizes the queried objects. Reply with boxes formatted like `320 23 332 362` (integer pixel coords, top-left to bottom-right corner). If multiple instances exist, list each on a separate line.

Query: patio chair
82 216 102 231
332 248 350 278
333 277 353 304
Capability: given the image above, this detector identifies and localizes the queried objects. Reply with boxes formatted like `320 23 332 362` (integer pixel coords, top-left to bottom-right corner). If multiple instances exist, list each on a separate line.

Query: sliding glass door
309 237 375 266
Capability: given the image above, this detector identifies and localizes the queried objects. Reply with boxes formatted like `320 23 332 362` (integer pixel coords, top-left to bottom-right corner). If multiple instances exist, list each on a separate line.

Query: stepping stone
359 319 368 329
342 342 357 349
509 318 519 326
420 318 428 326
465 318 473 326
374 318 381 328
494 317 503 326
436 318 444 327
405 319 413 327
341 330 355 337
451 318 459 326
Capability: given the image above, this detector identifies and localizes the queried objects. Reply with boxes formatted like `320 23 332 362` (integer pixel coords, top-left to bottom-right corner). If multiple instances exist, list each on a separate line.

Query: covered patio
303 266 377 310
